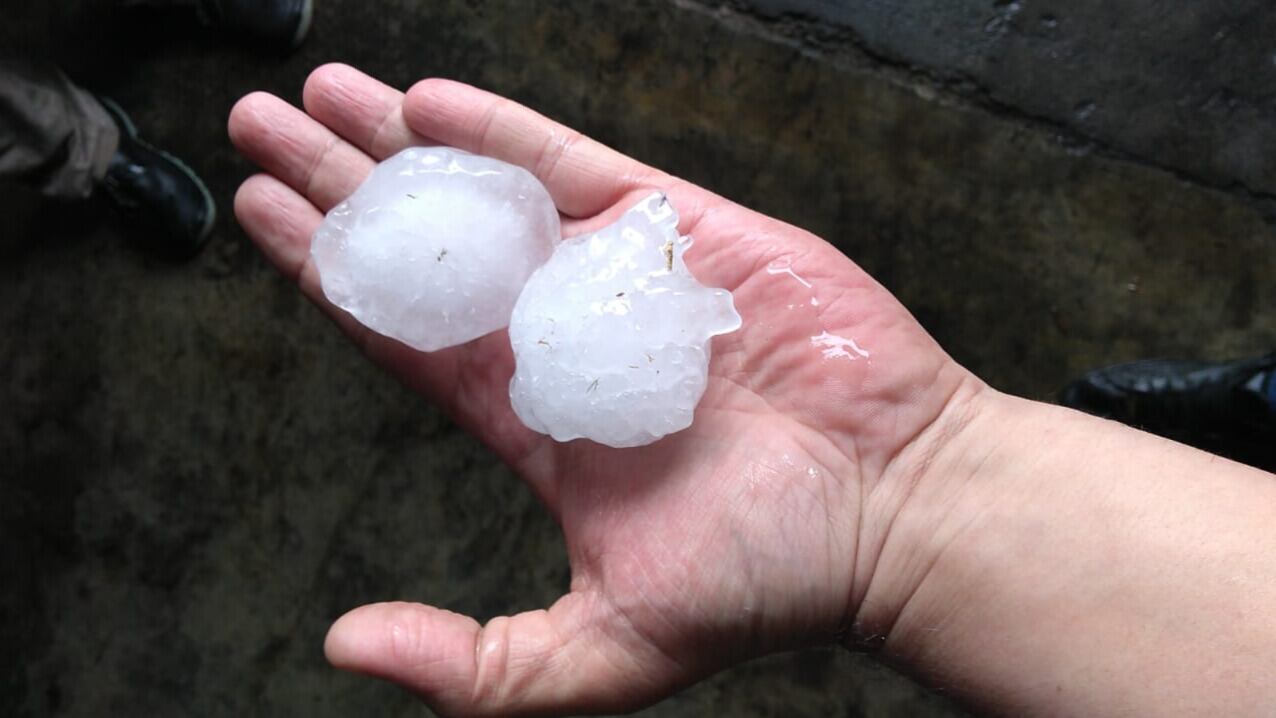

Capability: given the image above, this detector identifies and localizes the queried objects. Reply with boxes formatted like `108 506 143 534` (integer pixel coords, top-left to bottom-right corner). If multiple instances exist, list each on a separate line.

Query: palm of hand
231 64 972 716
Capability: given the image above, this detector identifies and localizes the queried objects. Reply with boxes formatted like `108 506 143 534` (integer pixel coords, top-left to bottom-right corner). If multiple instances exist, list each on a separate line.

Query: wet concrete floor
2 1 1272 715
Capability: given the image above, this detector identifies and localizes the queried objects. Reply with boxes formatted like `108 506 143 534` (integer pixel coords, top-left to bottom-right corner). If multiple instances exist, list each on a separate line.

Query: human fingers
402 78 663 219
228 91 375 212
302 63 429 160
232 173 320 279
232 173 542 471
324 596 687 717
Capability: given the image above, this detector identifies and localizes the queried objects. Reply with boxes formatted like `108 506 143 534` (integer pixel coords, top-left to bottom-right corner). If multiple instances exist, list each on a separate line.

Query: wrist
843 382 1276 714
841 369 998 648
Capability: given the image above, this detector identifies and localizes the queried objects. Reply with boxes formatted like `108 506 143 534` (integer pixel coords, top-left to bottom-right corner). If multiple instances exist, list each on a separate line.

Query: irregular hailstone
311 147 560 351
509 192 742 448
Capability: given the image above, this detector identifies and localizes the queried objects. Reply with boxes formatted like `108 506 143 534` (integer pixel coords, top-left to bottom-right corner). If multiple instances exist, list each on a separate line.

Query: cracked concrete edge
676 0 1276 223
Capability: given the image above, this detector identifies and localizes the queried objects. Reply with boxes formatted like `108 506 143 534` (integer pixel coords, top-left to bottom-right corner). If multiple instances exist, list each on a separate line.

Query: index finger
403 79 663 219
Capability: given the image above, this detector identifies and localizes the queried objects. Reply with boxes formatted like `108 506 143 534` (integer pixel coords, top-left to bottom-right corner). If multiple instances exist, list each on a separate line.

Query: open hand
229 63 980 716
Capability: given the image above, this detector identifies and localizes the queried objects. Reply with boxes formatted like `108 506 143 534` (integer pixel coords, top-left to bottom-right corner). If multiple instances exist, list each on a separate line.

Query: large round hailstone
509 192 742 448
311 147 560 351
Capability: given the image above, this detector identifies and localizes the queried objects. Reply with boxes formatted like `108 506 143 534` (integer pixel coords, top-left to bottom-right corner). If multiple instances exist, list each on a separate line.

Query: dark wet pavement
2 1 1272 715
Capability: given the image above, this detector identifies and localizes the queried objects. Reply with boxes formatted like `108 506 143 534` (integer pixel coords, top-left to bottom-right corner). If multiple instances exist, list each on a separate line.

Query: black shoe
1060 352 1276 469
197 0 313 52
98 98 216 259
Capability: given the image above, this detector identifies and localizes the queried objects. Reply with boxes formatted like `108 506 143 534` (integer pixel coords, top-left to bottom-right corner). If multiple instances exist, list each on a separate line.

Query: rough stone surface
730 0 1276 199
2 0 1273 717
312 147 560 352
509 193 740 448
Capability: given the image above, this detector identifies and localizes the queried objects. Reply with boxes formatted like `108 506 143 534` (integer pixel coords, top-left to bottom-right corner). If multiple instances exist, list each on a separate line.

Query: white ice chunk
311 147 560 351
509 193 742 448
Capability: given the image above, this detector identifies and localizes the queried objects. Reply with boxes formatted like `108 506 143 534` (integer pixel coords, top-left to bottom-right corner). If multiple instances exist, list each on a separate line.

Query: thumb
323 593 686 716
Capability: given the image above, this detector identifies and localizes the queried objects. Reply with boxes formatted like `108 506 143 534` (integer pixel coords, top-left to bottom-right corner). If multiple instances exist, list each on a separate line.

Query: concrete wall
737 0 1276 196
